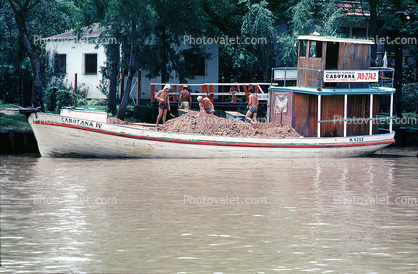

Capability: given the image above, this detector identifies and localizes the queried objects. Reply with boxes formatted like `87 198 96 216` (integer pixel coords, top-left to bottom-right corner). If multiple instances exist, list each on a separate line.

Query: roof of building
43 23 105 40
297 35 374 45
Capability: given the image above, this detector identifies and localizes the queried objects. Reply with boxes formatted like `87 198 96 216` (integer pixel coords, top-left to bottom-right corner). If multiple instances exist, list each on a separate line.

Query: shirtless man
245 88 259 125
229 78 239 103
197 96 215 114
155 84 171 126
178 85 192 110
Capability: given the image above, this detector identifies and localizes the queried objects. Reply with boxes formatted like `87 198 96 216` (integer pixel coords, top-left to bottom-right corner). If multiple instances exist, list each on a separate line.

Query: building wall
46 40 108 99
126 44 219 100
47 41 219 101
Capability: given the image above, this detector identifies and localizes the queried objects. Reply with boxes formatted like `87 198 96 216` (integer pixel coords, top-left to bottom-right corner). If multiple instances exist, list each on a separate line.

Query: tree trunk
107 43 119 116
161 27 169 83
116 41 136 120
10 0 44 110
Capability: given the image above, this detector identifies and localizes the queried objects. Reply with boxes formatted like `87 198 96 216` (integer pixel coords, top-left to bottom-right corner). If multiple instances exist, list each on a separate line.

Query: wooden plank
293 93 311 136
320 95 344 137
178 109 189 116
225 111 245 121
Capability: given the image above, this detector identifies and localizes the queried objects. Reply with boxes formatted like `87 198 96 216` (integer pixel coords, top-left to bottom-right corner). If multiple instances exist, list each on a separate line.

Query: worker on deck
178 85 192 110
155 84 171 126
197 96 215 114
229 78 239 103
245 88 258 126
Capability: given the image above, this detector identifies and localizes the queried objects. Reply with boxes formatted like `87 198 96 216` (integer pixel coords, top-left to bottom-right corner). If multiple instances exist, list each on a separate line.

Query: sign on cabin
324 70 378 83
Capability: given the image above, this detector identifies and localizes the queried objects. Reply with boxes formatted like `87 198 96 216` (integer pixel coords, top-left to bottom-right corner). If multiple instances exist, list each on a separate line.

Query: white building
44 24 219 100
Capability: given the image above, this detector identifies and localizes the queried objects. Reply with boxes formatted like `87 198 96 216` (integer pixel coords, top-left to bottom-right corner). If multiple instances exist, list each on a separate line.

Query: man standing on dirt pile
178 85 192 110
197 96 215 114
245 88 258 126
155 84 171 127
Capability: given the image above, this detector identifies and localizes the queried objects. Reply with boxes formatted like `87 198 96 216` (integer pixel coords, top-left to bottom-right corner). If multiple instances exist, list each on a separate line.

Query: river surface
1 148 418 273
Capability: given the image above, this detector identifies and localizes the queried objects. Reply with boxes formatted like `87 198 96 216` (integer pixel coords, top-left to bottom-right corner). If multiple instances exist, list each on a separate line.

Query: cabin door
325 42 339 70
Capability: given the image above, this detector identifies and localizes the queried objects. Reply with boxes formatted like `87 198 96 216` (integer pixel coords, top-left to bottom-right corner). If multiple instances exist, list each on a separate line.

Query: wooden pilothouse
269 35 395 138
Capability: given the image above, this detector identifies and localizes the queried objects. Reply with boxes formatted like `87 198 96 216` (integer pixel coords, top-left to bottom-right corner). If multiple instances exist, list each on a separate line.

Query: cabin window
84 53 97 74
54 54 66 73
184 50 205 76
309 41 322 58
299 40 307 57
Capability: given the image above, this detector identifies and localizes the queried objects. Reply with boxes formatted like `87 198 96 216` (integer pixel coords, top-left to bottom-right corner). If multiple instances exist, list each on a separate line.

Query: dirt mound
107 117 128 124
153 111 301 138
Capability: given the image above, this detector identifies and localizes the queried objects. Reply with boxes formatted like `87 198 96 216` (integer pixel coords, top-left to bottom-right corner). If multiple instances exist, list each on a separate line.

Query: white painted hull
28 113 395 158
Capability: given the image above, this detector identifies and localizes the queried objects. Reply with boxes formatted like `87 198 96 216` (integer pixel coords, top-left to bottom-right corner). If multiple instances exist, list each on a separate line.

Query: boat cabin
269 35 395 138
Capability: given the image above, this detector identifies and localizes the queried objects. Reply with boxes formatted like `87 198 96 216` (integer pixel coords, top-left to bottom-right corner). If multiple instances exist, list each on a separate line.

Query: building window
54 54 66 73
84 53 97 74
184 50 205 76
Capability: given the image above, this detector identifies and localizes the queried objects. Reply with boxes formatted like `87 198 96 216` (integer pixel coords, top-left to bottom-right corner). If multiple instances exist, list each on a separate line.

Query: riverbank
0 130 39 154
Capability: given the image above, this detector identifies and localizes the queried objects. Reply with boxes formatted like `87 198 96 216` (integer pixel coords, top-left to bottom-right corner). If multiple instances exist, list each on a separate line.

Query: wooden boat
20 35 396 158
20 108 393 158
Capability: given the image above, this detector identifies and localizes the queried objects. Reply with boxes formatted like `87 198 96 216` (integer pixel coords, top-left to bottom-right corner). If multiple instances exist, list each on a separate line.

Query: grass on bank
0 104 32 130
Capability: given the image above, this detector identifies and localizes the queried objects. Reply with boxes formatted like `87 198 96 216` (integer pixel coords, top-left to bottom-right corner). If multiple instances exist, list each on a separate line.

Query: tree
277 0 314 67
116 0 154 120
7 0 44 109
138 0 213 83
276 0 343 67
240 0 276 81
383 1 418 117
5 0 76 109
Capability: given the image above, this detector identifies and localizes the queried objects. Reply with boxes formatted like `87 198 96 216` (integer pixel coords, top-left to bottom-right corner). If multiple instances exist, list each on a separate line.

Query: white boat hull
28 113 395 158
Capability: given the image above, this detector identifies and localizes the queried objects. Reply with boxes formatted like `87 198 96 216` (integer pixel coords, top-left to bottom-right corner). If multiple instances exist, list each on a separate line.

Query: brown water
1 148 418 273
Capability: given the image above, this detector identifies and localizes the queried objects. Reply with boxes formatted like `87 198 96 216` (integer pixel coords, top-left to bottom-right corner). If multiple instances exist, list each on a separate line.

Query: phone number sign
324 71 378 82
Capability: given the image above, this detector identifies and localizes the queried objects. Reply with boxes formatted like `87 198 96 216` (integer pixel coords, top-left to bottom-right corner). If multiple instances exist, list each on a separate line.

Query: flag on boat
382 51 387 68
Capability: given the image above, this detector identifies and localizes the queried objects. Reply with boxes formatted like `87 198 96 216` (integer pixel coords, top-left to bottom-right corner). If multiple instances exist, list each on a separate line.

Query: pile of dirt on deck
153 111 301 138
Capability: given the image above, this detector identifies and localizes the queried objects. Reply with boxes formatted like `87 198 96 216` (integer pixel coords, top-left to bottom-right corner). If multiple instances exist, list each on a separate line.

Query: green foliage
402 84 418 113
1 0 78 106
98 64 111 97
290 0 314 36
314 0 343 36
44 87 76 112
133 104 153 123
276 0 343 67
220 45 254 82
240 0 276 82
276 0 315 67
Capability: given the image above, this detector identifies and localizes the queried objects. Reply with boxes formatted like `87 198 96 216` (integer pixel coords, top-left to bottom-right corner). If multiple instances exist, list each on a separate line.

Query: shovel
163 102 176 118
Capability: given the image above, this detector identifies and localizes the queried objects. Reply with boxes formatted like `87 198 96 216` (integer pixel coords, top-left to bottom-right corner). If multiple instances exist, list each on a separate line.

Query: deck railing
271 67 395 89
150 83 270 103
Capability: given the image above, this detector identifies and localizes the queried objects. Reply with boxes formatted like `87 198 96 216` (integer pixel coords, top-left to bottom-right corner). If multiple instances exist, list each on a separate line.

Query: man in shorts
178 85 192 110
155 84 171 126
197 96 215 114
245 88 258 126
